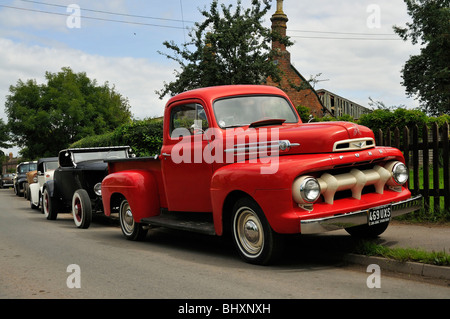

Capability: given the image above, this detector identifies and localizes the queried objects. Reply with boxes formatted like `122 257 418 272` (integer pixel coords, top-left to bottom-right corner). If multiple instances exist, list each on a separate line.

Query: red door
161 102 213 212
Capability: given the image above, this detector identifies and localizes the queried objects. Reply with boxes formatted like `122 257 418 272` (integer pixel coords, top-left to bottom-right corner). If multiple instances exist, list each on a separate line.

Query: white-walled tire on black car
43 188 58 220
72 189 92 229
119 199 148 241
231 197 284 265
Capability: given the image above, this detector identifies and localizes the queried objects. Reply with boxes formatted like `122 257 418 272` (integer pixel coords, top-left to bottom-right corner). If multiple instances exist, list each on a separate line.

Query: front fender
43 180 55 197
102 170 160 222
210 161 295 235
210 155 338 235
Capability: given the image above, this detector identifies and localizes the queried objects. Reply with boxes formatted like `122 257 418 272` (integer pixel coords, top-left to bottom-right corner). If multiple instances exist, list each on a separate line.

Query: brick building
265 1 369 119
2 152 18 174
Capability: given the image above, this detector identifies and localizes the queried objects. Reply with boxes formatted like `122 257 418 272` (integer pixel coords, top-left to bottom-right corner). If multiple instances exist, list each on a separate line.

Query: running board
140 211 216 236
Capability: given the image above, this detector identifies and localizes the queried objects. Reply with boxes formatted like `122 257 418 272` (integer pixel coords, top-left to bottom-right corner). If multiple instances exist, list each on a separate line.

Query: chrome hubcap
235 208 263 256
244 220 260 243
121 202 134 234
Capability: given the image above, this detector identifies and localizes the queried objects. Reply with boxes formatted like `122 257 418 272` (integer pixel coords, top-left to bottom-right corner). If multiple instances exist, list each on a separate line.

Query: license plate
368 205 391 226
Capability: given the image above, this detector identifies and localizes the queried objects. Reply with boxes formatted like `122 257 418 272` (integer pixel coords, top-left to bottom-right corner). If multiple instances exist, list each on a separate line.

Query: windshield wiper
249 118 286 128
222 124 250 129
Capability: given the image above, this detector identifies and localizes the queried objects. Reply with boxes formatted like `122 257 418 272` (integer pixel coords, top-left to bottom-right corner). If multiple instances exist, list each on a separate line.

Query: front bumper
300 195 422 234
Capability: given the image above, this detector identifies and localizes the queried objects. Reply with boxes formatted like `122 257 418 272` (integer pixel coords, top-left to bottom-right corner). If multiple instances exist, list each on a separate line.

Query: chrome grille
317 165 391 204
332 138 375 152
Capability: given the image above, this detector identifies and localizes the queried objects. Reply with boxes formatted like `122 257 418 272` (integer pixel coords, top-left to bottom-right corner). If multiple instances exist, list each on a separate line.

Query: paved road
0 189 448 301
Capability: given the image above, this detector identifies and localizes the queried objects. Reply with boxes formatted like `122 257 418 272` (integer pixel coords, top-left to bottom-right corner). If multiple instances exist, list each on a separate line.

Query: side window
170 103 208 138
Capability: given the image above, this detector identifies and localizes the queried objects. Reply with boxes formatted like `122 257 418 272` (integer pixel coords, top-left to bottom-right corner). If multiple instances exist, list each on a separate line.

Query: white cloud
0 37 174 156
0 37 171 120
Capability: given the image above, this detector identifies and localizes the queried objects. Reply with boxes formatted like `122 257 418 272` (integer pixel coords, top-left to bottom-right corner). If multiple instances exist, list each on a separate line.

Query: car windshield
45 161 59 171
72 149 128 163
18 163 37 173
213 95 298 128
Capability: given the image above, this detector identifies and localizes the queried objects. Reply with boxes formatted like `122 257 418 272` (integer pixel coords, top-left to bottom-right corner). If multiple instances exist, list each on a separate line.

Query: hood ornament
352 141 366 148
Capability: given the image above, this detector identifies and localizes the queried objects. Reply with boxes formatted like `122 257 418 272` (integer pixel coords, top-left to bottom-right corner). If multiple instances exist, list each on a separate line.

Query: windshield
45 161 59 171
213 95 298 128
18 163 37 173
72 149 128 163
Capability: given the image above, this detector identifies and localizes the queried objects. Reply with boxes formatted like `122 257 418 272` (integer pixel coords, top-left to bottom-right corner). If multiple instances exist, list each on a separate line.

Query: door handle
162 153 171 157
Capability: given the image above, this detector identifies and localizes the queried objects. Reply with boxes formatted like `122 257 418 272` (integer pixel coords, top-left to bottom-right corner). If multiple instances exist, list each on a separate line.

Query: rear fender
102 170 160 222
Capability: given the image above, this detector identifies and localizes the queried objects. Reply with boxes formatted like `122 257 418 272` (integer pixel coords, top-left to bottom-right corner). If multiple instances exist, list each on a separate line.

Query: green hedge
302 105 450 133
70 118 163 157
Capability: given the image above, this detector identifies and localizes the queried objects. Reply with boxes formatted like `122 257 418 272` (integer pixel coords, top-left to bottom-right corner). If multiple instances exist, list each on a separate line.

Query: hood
222 122 375 157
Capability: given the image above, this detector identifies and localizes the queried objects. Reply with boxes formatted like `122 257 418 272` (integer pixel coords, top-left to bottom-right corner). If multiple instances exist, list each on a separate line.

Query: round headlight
292 176 321 204
94 183 102 196
301 178 321 202
392 162 408 185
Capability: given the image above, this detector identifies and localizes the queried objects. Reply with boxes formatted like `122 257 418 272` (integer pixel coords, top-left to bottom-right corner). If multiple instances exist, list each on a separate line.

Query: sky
0 0 421 157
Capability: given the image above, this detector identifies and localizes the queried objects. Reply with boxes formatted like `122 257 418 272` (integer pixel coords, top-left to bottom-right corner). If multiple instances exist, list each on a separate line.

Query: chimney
271 0 289 52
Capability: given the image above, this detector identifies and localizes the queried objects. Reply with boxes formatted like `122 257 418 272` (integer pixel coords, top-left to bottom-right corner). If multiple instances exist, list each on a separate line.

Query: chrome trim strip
300 195 422 234
225 140 300 155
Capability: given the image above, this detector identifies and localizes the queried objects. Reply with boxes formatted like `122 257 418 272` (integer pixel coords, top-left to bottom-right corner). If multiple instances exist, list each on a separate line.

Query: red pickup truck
101 85 422 265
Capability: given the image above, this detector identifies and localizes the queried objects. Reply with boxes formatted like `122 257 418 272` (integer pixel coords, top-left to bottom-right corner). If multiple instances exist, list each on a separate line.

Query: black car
1 173 15 188
14 161 38 196
42 146 132 228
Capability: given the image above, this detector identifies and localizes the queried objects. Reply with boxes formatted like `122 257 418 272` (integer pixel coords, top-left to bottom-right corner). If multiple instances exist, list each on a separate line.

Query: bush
70 132 116 148
296 105 312 123
357 107 429 133
70 118 164 157
112 118 163 157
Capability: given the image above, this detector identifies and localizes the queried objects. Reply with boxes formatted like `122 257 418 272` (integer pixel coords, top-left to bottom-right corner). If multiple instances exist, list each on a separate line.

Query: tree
156 0 293 98
393 0 450 115
0 118 12 149
5 67 131 159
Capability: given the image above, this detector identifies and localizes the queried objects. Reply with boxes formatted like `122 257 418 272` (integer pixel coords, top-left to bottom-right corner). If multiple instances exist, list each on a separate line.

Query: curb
343 253 450 281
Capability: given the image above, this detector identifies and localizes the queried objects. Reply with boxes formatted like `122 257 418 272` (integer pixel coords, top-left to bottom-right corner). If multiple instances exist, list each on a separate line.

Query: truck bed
105 156 162 174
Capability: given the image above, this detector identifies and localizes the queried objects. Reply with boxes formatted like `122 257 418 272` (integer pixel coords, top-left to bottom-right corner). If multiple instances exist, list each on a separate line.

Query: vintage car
42 146 132 228
101 85 422 265
14 161 37 196
28 157 58 210
24 168 38 200
1 173 15 188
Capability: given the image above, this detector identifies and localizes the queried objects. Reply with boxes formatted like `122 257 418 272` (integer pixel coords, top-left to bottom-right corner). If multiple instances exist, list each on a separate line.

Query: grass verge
354 240 450 266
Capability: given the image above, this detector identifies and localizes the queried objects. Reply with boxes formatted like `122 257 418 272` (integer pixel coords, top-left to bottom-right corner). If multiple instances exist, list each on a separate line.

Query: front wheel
231 198 283 265
43 188 58 220
119 199 148 241
72 189 92 229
